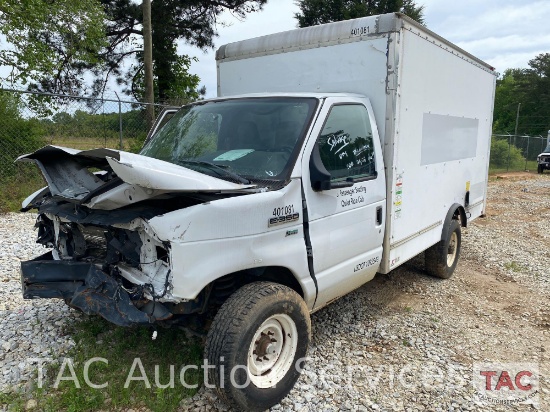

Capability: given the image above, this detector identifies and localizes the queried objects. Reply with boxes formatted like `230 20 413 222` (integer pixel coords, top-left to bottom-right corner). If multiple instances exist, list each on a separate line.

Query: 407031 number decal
273 205 295 217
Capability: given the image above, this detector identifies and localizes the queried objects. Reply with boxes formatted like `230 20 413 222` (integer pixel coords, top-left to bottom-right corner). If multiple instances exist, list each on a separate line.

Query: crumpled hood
17 145 254 208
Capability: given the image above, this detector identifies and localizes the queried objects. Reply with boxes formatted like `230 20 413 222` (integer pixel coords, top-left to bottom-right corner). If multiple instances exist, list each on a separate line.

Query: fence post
525 135 529 171
115 92 123 150
507 134 511 172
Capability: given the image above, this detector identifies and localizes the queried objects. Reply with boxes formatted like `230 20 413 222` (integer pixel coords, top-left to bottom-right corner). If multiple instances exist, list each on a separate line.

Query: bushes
0 92 45 178
490 138 525 170
0 92 46 213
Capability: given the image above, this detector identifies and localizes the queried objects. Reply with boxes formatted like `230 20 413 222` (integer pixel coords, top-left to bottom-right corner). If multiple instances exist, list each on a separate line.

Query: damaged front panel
17 145 255 210
18 145 258 326
21 252 172 326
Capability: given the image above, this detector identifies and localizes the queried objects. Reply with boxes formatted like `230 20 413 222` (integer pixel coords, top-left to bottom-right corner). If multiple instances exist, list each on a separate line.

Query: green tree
1 0 266 101
0 0 107 94
295 0 425 28
97 0 266 101
493 53 550 136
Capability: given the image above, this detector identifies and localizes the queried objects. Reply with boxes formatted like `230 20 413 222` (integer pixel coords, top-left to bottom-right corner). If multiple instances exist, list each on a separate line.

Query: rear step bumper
21 252 171 326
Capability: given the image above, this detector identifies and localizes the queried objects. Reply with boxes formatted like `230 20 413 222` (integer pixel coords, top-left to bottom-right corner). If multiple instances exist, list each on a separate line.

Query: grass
0 168 45 214
488 160 538 174
45 136 135 151
504 261 525 273
1 316 203 412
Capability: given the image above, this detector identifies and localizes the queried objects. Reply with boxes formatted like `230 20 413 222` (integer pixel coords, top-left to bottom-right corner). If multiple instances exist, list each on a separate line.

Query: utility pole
513 102 521 146
143 0 155 131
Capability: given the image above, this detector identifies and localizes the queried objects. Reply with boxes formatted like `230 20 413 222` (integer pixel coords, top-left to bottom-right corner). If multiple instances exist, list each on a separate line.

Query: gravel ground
1 173 549 411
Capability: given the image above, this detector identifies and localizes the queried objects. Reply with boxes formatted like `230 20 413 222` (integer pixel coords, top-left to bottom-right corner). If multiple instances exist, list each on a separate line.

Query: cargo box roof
216 12 494 72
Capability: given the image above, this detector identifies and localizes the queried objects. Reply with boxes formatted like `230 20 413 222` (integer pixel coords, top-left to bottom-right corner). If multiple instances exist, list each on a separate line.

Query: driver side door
302 97 386 310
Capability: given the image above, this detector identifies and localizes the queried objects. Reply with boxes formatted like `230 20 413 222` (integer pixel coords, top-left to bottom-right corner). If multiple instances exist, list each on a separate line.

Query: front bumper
21 252 172 326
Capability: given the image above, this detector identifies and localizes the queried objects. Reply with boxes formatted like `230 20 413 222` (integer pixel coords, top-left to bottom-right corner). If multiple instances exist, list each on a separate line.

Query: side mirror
309 144 354 191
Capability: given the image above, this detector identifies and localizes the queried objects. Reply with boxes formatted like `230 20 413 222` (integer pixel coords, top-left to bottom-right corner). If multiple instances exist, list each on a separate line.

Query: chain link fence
0 88 173 212
1 86 548 212
490 133 549 173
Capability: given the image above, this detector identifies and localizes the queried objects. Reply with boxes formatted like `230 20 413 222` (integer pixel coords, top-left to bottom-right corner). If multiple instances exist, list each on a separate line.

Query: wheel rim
447 231 458 266
247 313 298 388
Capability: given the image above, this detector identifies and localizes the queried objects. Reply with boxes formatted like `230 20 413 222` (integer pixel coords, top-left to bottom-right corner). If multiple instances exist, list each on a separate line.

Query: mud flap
21 252 172 327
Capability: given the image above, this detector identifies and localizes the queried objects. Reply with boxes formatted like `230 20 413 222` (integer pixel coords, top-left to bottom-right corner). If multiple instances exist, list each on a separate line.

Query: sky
179 0 550 98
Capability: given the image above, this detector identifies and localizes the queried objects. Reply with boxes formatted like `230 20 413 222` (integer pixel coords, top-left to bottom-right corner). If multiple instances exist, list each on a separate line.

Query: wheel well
453 205 467 227
439 203 467 244
254 266 304 298
203 267 305 312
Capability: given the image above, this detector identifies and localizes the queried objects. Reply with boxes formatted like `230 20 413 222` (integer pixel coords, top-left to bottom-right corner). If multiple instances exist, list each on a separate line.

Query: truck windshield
140 97 318 185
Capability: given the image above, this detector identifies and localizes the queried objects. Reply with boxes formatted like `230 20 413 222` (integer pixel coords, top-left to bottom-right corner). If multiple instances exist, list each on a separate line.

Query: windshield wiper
176 160 251 184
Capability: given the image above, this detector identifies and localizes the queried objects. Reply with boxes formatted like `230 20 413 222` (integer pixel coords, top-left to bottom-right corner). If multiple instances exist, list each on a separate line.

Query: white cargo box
216 13 496 273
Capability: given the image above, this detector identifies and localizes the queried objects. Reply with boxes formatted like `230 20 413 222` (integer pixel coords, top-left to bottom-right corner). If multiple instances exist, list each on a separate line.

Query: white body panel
217 13 496 277
383 23 495 271
144 179 316 308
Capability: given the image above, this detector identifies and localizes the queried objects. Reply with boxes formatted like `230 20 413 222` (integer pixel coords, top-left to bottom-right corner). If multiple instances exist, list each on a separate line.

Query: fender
441 203 467 242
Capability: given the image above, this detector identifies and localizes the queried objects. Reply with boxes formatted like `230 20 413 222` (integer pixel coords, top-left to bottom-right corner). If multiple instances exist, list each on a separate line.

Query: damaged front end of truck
18 96 318 327
17 145 255 327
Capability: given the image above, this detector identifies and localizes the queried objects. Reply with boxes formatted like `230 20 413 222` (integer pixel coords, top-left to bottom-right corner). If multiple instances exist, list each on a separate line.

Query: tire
205 281 311 412
538 165 544 174
425 219 461 279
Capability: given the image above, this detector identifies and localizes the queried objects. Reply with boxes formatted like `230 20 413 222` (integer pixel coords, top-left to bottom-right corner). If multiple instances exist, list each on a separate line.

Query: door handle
376 206 383 225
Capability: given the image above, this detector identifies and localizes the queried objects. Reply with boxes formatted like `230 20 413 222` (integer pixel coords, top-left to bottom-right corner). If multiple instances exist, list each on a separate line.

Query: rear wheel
425 219 461 279
205 281 311 412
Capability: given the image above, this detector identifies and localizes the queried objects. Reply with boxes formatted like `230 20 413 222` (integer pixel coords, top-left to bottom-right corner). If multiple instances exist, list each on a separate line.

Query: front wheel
425 219 461 279
538 164 544 174
205 281 311 412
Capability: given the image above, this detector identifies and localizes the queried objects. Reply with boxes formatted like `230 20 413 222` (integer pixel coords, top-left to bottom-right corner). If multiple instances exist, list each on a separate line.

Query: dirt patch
491 171 537 180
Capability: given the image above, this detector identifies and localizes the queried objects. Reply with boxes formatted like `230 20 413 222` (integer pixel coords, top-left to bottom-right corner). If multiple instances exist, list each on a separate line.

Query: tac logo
473 363 539 406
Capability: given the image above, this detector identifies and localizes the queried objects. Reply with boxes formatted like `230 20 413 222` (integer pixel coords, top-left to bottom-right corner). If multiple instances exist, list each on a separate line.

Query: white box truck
19 13 496 411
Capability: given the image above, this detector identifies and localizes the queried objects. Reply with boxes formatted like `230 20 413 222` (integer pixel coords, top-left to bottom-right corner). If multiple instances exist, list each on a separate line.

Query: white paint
106 151 254 192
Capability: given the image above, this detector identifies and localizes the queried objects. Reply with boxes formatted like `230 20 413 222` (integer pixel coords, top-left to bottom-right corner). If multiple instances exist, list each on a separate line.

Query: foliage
0 92 45 176
0 92 46 212
0 0 265 101
0 0 107 95
490 138 525 169
98 0 266 101
295 0 425 28
131 53 205 105
493 53 550 136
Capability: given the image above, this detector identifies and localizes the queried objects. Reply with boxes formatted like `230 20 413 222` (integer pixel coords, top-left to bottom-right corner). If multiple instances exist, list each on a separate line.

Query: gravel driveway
1 174 549 411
